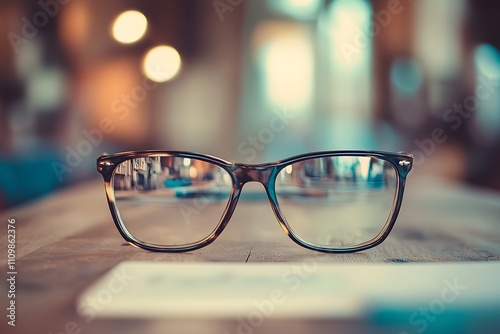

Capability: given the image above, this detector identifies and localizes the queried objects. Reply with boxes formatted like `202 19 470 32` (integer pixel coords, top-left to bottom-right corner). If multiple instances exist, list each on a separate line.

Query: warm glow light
261 35 313 108
112 10 147 44
189 166 198 178
328 0 371 65
142 45 181 82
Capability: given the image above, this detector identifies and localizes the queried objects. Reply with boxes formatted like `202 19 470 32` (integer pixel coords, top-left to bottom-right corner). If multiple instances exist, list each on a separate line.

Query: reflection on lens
112 156 232 247
276 156 397 249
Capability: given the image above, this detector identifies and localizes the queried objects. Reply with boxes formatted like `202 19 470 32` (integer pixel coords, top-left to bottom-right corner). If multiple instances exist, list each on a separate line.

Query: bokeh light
390 58 424 95
260 34 313 108
112 10 148 44
142 45 182 82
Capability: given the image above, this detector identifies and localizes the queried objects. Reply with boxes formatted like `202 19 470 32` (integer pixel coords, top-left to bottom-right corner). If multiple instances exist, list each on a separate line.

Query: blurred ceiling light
267 0 323 20
112 10 148 44
142 45 181 82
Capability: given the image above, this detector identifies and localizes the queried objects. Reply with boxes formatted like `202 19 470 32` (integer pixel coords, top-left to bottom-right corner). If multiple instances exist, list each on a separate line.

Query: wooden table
1 175 499 334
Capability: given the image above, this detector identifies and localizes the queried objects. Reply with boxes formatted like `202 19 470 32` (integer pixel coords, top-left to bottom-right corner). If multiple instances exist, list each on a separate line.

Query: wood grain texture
0 175 499 334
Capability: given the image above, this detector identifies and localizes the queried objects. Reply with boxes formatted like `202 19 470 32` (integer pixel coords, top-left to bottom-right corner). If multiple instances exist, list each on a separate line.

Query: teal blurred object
165 179 192 188
0 150 65 209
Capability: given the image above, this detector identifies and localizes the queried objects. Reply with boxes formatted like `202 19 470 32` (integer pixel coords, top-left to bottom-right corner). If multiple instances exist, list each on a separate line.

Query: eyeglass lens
113 156 232 247
275 156 398 249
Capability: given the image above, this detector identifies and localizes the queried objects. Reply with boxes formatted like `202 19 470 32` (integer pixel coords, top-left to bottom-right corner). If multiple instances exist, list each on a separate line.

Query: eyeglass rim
97 150 412 179
97 150 412 253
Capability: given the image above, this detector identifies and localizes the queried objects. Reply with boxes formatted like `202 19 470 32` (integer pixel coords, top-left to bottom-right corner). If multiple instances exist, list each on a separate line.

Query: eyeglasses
97 150 412 253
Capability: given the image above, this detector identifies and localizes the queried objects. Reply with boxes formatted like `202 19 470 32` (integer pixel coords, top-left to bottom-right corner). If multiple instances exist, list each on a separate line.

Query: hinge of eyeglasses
399 160 411 167
99 160 114 166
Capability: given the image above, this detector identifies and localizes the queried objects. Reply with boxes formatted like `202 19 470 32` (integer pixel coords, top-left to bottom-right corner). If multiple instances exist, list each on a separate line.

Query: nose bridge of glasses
231 164 274 186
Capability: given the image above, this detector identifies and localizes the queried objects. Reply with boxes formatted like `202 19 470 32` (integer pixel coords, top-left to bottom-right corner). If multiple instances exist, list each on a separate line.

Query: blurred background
0 0 499 211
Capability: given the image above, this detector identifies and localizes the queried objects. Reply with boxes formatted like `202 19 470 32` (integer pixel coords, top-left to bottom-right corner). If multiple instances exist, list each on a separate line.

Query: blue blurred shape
474 43 500 80
390 58 424 95
267 0 323 20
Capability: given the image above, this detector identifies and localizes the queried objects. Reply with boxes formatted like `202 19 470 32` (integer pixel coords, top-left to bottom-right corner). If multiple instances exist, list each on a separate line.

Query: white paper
76 261 500 319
